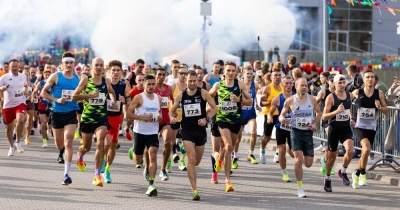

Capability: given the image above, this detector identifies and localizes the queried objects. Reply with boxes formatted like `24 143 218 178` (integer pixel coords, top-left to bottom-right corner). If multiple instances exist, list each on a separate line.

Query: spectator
346 65 363 92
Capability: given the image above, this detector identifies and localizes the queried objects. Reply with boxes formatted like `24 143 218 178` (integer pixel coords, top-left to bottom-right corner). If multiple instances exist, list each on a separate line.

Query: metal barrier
313 104 400 172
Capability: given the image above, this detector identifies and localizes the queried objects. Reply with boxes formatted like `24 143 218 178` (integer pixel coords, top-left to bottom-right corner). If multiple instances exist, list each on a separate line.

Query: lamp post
200 0 212 69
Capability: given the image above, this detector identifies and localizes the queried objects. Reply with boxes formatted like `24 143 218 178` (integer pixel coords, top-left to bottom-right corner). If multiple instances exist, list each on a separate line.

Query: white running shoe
8 146 15 156
314 144 325 151
159 170 169 181
14 142 24 153
260 153 266 164
298 188 306 198
273 153 279 163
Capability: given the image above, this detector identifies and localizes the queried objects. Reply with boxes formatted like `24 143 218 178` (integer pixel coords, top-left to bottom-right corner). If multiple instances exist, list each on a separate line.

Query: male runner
127 74 162 196
203 62 221 88
170 70 217 200
72 57 117 187
209 61 251 192
125 73 145 141
164 59 180 86
41 52 80 185
351 69 388 189
195 67 210 90
279 77 322 197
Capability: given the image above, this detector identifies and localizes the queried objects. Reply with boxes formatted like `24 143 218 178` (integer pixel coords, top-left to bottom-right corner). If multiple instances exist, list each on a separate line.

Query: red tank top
129 87 144 99
154 84 170 125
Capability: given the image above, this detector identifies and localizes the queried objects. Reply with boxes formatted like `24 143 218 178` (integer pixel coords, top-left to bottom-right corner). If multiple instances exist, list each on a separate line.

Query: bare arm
378 90 389 115
278 97 292 124
239 80 252 106
267 96 279 124
260 86 271 107
169 91 183 124
209 82 220 98
322 94 337 121
106 78 116 102
203 74 210 83
201 89 217 118
311 96 322 128
127 94 150 121
40 73 59 102
71 77 91 101
316 89 326 104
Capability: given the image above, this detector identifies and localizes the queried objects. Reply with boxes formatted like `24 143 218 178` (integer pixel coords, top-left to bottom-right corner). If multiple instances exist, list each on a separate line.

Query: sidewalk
241 133 400 188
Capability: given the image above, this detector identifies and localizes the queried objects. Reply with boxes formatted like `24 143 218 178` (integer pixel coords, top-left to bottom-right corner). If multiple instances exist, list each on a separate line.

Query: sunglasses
178 72 188 75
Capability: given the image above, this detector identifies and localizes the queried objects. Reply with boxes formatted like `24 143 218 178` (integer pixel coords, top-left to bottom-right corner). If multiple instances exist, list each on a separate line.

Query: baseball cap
328 74 335 82
333 74 346 83
122 64 128 70
74 65 81 70
38 66 45 71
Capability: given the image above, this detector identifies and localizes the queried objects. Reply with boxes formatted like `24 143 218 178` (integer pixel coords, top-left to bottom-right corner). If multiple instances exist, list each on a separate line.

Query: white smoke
0 0 297 65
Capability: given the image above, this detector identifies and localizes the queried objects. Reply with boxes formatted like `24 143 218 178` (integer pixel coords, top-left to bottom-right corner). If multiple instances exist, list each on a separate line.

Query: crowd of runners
0 51 398 200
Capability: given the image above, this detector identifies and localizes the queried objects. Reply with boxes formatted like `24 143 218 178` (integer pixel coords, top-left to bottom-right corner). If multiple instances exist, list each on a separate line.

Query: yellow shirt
263 83 283 115
170 83 183 122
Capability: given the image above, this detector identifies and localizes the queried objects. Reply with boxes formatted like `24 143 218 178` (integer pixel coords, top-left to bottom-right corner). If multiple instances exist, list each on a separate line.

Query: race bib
336 109 350 121
296 117 311 129
14 89 24 98
161 97 169 108
107 99 121 112
184 103 201 117
359 108 375 119
89 93 105 106
280 122 292 131
221 101 238 113
62 89 74 101
149 112 158 122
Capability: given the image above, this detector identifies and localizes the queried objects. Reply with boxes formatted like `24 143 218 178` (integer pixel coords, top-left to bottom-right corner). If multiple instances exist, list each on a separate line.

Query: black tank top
357 88 379 109
181 88 207 128
328 92 351 127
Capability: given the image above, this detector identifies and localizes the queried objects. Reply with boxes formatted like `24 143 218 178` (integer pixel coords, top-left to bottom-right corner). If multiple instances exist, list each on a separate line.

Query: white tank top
290 94 315 131
165 75 179 86
133 93 160 135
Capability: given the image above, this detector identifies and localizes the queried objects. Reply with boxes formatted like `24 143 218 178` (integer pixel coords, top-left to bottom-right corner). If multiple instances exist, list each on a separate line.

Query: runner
260 67 283 164
164 60 180 86
267 75 295 182
195 67 210 90
153 67 174 180
203 62 221 88
169 64 188 171
209 61 251 192
351 69 388 189
320 74 355 192
127 74 162 196
0 59 28 156
74 65 84 142
170 70 217 200
233 65 259 169
278 77 322 197
40 52 80 185
125 73 145 141
72 57 118 187
126 59 145 89
101 60 131 183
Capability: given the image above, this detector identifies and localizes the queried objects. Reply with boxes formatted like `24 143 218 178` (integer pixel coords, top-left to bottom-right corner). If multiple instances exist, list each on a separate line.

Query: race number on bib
14 89 24 98
184 103 201 117
336 109 350 121
89 93 105 106
296 117 311 129
280 123 292 131
359 108 375 119
62 89 74 101
107 99 121 112
161 97 169 108
221 101 237 113
149 112 158 122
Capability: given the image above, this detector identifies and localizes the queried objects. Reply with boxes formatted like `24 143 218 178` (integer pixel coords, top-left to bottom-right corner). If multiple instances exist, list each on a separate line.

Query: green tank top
216 79 242 124
81 77 108 123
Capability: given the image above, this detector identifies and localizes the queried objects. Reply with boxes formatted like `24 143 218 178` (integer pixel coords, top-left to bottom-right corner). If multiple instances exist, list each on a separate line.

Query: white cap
333 74 346 83
122 64 128 70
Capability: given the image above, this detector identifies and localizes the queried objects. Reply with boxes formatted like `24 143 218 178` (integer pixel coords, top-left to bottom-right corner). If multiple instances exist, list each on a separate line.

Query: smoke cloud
0 0 297 65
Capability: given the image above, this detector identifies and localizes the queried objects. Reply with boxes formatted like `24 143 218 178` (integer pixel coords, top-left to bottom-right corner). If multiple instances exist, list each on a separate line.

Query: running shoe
192 190 200 200
14 142 24 153
179 160 187 171
338 169 350 186
282 174 291 182
103 171 112 183
57 155 65 164
225 182 234 192
143 168 149 181
298 188 306 198
7 146 15 156
232 158 238 169
331 167 336 175
314 144 326 151
62 174 72 185
214 159 223 173
136 163 143 169
118 129 123 136
320 158 327 175
116 143 120 150
166 161 172 173
247 154 259 164
159 170 169 181
42 138 48 148
324 178 332 192
128 147 134 160
260 153 266 164
30 129 34 135
351 172 360 189
25 137 30 145
211 172 218 184
77 160 86 172
125 129 132 141
273 153 279 163
172 154 180 163
74 130 80 139
145 185 157 197
92 175 103 187
359 174 367 186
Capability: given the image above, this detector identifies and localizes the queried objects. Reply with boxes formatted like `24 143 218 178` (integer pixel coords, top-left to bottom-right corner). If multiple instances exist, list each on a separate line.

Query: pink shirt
0 72 27 108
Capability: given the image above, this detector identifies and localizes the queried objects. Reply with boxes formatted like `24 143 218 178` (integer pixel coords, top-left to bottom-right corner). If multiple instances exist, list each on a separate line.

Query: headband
62 57 75 62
